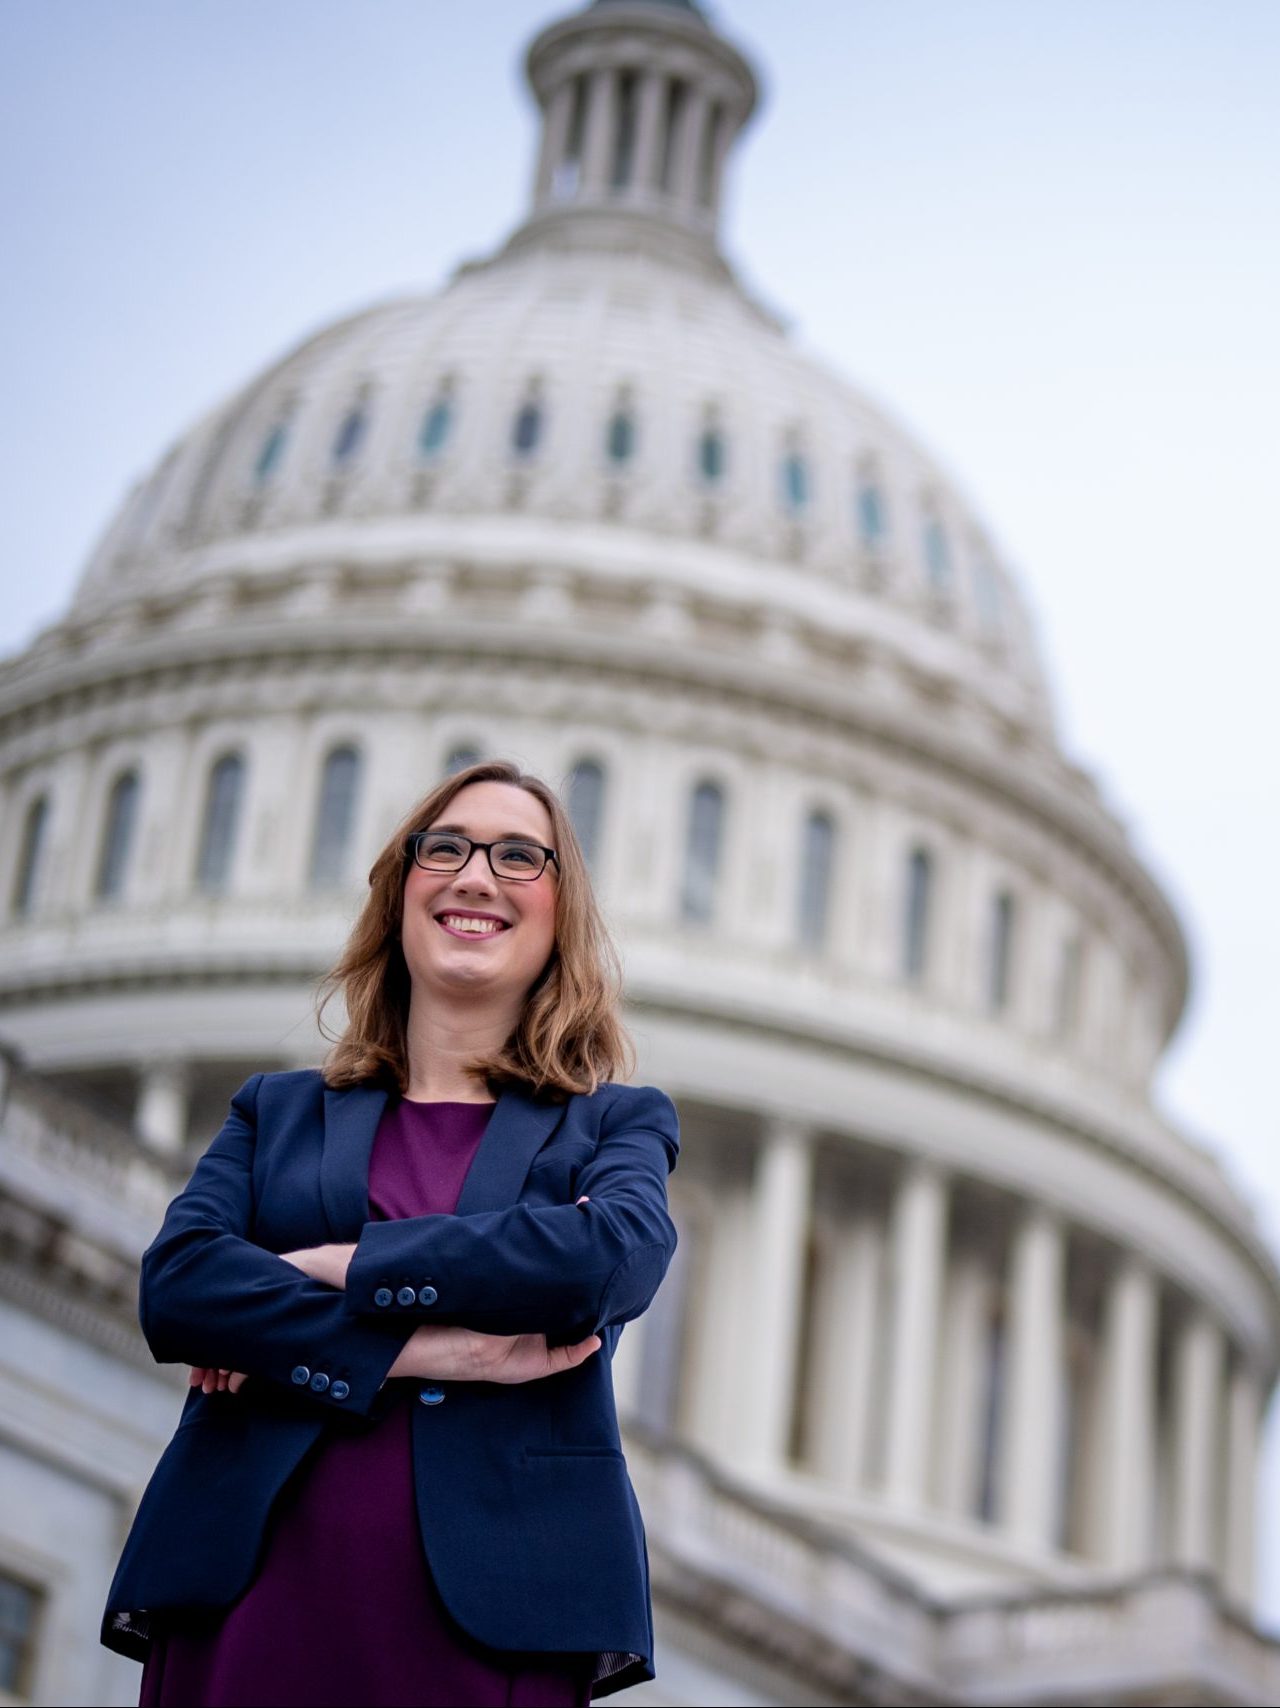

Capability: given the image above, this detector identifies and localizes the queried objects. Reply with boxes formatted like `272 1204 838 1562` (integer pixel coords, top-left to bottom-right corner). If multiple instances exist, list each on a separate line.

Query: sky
2 0 1279 1626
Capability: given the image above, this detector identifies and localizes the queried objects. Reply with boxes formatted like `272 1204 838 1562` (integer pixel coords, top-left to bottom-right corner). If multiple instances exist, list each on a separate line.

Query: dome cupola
506 0 759 280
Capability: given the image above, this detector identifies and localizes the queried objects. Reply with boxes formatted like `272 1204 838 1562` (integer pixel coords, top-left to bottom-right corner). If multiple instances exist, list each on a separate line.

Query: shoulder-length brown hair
316 759 635 1102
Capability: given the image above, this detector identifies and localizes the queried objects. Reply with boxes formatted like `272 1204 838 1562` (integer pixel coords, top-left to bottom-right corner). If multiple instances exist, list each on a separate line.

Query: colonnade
617 1114 1266 1607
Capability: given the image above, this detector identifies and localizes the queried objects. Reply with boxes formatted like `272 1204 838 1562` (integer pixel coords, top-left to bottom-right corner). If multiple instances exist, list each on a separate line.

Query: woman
101 759 681 1706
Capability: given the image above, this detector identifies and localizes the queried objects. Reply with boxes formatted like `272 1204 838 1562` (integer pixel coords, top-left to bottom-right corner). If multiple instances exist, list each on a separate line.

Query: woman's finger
228 1372 249 1394
189 1367 206 1387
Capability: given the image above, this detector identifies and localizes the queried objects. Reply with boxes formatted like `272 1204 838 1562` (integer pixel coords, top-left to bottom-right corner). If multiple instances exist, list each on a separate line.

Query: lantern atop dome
504 0 759 280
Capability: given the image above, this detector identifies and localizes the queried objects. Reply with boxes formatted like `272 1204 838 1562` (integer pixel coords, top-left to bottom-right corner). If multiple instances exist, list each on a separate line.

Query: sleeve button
330 1381 350 1401
374 1287 394 1308
290 1365 311 1386
396 1286 417 1307
309 1372 330 1393
418 1385 446 1406
417 1285 438 1306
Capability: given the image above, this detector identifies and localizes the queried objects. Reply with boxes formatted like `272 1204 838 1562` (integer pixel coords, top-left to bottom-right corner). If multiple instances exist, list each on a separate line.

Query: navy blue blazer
101 1068 680 1699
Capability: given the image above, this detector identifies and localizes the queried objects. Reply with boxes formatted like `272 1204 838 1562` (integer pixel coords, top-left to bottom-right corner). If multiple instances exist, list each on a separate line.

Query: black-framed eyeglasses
407 831 559 882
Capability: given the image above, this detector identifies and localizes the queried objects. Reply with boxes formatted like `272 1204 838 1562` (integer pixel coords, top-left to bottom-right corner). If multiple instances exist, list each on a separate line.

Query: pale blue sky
3 0 1279 1624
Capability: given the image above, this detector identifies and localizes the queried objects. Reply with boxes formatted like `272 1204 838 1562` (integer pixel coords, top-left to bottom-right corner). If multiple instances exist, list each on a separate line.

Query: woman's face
400 781 559 1006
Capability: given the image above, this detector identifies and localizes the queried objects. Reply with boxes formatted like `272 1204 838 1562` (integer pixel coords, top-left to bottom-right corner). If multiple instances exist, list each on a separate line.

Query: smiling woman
103 758 680 1705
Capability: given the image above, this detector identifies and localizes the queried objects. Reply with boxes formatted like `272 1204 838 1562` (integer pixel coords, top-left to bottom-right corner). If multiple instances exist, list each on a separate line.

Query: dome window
697 423 726 486
986 889 1017 1013
605 406 636 466
922 512 952 592
680 779 725 924
419 393 454 459
95 770 141 903
331 402 368 468
512 397 544 458
856 474 887 547
902 844 932 982
445 745 483 775
658 80 688 194
253 420 289 485
10 794 49 919
309 746 361 891
195 753 245 895
567 758 607 873
780 448 810 515
552 74 588 201
797 808 836 950
972 554 1004 635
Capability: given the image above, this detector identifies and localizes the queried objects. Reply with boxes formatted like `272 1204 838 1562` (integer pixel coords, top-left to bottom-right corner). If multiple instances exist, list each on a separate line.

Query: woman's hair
316 759 635 1101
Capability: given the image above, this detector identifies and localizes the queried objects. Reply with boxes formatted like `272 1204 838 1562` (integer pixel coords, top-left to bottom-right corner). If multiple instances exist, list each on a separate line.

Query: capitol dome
1 2 1277 1704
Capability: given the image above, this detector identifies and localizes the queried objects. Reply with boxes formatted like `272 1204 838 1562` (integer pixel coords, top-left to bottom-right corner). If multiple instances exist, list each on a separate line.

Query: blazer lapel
319 1079 565 1238
455 1083 565 1215
320 1083 388 1240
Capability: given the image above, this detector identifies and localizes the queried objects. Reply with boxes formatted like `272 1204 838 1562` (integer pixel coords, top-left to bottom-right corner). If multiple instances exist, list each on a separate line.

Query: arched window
1053 932 1083 1037
605 407 636 466
445 745 482 776
780 446 809 515
797 808 835 950
331 401 368 467
972 555 1004 634
10 795 49 918
697 421 726 486
511 396 543 457
987 889 1016 1012
902 844 932 981
418 392 454 459
195 753 245 894
95 770 140 902
856 471 887 547
309 746 361 890
680 779 724 923
923 512 952 591
567 758 606 872
253 419 289 485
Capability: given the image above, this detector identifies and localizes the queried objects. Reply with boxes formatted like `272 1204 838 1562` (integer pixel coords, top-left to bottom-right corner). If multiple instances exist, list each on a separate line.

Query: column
1096 1255 1158 1571
629 70 666 201
534 79 575 204
135 1059 191 1156
1223 1355 1263 1605
1170 1307 1225 1571
738 1117 815 1474
998 1206 1066 1548
807 1211 883 1493
580 67 618 197
703 102 735 220
882 1161 949 1509
933 1248 990 1517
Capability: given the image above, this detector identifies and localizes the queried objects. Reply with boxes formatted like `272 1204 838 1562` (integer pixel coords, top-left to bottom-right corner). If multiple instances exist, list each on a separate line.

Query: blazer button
417 1285 438 1306
418 1385 446 1406
396 1286 417 1307
374 1287 394 1308
309 1372 330 1393
290 1365 311 1386
330 1381 350 1401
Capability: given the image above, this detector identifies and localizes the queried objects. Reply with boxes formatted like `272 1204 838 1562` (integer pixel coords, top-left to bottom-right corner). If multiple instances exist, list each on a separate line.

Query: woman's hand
387 1323 601 1384
278 1242 357 1289
189 1365 248 1395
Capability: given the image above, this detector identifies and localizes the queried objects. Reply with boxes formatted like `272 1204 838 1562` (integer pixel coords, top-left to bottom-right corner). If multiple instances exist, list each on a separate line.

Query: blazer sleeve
139 1074 410 1421
343 1083 680 1342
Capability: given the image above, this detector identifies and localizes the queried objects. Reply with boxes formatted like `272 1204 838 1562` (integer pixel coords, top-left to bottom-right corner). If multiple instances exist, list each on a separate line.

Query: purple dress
139 1098 596 1708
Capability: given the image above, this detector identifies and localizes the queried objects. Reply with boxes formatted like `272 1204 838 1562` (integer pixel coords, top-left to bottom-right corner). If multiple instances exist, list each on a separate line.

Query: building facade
0 1 1277 1701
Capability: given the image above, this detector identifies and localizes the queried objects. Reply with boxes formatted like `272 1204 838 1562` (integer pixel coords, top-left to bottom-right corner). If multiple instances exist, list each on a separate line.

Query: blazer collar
319 1079 565 1240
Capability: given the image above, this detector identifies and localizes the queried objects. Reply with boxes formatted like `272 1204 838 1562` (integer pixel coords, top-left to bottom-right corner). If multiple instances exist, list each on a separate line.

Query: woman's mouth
435 913 511 941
